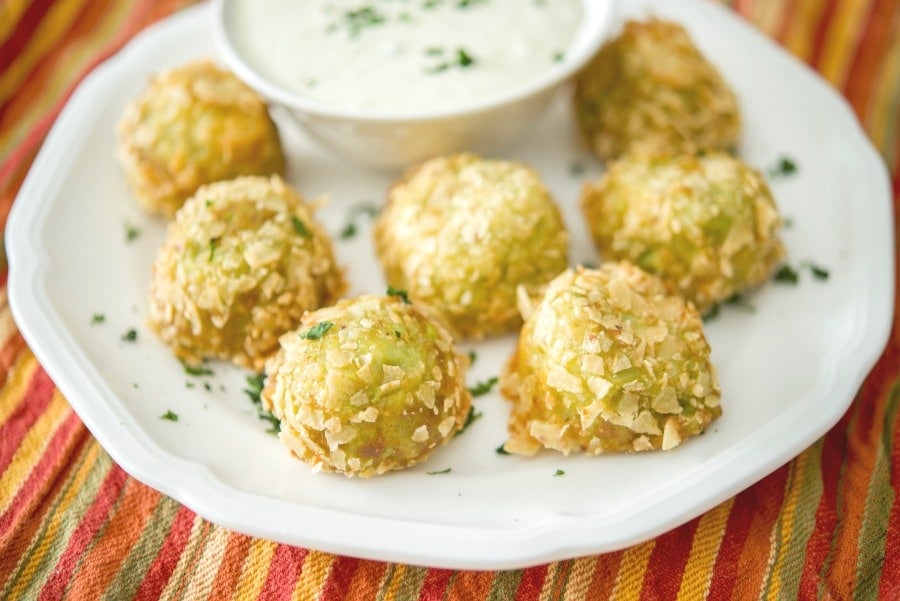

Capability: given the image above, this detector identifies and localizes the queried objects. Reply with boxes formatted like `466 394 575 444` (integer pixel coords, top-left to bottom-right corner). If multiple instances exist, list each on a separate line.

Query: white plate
6 0 893 570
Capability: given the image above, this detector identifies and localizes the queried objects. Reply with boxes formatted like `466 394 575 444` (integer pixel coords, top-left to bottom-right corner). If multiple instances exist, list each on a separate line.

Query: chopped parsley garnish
91 313 106 325
468 376 498 397
569 161 585 177
552 51 565 63
425 46 444 56
774 264 799 284
124 222 140 243
803 261 830 280
301 321 334 340
579 261 598 270
783 217 794 229
768 156 798 178
203 382 212 392
339 202 379 240
181 360 214 377
121 329 138 342
244 373 280 435
554 469 565 477
467 350 477 364
160 410 179 422
457 48 476 67
457 0 486 8
427 467 452 475
427 47 477 73
291 216 312 238
455 407 482 437
702 304 720 322
495 444 510 455
208 237 221 261
186 381 195 389
340 223 357 239
340 6 387 37
724 294 756 313
387 285 411 304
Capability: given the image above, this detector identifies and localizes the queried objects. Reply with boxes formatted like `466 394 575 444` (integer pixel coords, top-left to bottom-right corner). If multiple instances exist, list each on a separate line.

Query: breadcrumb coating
373 153 569 339
117 60 285 218
262 295 471 477
574 19 741 162
501 264 721 455
148 175 345 370
581 152 785 313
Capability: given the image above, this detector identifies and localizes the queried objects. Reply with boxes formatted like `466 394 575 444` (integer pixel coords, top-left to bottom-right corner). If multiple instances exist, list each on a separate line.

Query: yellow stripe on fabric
381 564 429 601
747 0 787 39
0 389 71 513
0 0 134 159
2 443 109 601
170 524 231 600
0 290 18 350
0 349 37 424
818 0 874 88
866 31 900 159
610 542 655 601
538 561 562 601
158 516 209 600
0 0 31 43
676 498 735 601
783 0 830 63
0 0 90 104
291 550 335 601
231 539 276 600
565 557 598 601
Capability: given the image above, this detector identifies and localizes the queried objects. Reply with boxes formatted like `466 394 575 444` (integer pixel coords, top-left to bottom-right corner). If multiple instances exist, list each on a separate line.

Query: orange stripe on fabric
343 559 388 601
816 0 873 88
639 518 700 601
706 465 789 600
585 551 623 601
35 465 129 601
0 0 32 44
781 0 830 62
877 372 900 598
206 533 253 600
610 541 655 601
843 0 896 116
290 550 332 601
676 499 734 601
58 478 162 600
446 569 494 601
0 0 90 104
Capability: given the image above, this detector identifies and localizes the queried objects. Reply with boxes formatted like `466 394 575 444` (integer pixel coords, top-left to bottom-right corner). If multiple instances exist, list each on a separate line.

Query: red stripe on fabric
842 0 896 114
639 517 701 601
131 505 196 601
257 544 309 601
0 411 86 545
514 564 548 601
876 347 900 599
317 555 360 601
417 568 454 601
36 465 128 601
807 0 841 68
707 465 790 600
797 413 850 598
0 0 57 73
0 367 58 476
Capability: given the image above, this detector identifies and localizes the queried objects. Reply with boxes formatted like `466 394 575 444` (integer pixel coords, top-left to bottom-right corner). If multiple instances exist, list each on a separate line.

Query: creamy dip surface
229 0 583 114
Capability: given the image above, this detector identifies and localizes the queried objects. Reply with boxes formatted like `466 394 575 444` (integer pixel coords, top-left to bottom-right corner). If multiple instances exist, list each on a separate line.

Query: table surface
1 0 898 599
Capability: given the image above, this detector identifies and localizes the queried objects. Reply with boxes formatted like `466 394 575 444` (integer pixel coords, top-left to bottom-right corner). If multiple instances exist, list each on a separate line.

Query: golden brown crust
117 60 285 218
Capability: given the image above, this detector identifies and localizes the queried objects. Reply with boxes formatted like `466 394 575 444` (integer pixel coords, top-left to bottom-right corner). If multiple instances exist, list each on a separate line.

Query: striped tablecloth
1 0 898 599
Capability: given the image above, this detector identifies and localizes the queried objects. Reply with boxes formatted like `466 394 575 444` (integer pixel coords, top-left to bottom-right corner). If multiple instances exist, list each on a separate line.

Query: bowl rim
211 0 619 123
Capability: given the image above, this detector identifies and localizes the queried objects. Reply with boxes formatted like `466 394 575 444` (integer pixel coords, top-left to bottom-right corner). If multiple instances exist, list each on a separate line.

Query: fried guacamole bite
148 175 345 371
581 151 785 314
117 60 285 218
262 295 472 478
373 153 569 340
501 264 721 456
574 19 741 162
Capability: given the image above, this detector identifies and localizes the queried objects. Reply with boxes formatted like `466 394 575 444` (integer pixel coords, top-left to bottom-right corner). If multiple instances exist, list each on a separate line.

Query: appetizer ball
501 264 721 456
373 153 569 339
574 19 741 162
117 60 285 218
148 175 345 370
262 295 472 478
581 152 785 313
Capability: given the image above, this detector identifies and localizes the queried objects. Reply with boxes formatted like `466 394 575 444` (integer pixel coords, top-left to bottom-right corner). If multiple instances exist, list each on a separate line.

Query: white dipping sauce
229 0 582 114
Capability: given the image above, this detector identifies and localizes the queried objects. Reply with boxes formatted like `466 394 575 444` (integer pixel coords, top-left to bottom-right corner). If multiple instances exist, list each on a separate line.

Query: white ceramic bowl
212 0 618 169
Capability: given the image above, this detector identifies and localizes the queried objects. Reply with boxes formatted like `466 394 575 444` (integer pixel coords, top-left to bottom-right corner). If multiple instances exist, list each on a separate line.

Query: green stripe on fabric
100 495 182 601
374 564 398 601
556 559 577 598
776 442 828 599
169 519 215 601
487 569 523 601
392 566 429 601
0 445 113 600
854 383 900 598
